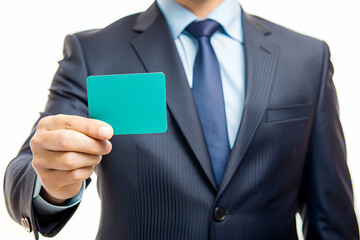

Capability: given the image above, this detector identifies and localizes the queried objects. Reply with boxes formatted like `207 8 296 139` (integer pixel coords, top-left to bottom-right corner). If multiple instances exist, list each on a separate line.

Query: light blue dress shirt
158 0 245 149
33 0 246 213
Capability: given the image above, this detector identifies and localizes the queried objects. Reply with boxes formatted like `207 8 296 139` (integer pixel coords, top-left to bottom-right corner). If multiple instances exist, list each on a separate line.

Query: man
4 0 359 239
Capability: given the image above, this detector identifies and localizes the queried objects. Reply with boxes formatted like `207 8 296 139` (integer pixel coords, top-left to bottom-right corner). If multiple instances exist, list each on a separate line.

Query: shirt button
21 217 32 233
213 207 226 222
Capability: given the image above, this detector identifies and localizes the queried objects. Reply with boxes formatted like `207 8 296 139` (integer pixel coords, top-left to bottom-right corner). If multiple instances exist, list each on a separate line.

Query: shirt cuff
32 176 85 216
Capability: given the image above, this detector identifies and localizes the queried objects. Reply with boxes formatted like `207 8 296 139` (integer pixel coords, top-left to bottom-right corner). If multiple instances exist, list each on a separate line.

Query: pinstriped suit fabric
131 14 217 189
4 3 358 240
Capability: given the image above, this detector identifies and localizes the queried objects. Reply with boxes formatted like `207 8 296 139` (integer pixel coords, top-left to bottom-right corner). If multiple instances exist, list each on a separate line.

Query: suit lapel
131 3 218 190
217 12 280 198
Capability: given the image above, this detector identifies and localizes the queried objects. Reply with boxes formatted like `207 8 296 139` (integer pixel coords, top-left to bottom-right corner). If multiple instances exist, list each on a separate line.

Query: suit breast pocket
266 103 312 124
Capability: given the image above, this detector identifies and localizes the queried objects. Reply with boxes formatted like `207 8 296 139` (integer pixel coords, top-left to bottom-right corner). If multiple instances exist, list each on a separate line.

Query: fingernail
105 141 112 154
99 126 113 139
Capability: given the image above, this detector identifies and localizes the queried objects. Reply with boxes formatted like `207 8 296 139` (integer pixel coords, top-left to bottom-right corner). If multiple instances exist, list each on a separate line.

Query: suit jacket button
214 207 226 222
21 217 31 233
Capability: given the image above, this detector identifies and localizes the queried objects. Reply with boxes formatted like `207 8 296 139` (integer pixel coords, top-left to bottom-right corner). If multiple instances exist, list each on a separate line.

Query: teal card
87 73 167 135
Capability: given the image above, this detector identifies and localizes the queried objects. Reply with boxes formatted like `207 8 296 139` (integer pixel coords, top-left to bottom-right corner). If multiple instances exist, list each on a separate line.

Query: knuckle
64 117 76 130
70 169 84 182
31 158 40 170
84 124 91 135
63 152 77 169
30 136 40 150
37 117 48 129
58 132 70 149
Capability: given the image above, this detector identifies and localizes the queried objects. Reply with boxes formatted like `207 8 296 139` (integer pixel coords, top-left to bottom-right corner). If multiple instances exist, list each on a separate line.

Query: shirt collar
157 0 243 43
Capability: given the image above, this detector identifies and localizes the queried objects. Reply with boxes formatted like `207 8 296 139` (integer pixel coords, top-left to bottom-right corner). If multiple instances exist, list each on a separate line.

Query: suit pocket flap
266 104 312 123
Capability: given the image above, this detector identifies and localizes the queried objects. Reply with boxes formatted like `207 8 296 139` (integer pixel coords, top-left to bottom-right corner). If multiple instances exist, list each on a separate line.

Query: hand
30 114 113 205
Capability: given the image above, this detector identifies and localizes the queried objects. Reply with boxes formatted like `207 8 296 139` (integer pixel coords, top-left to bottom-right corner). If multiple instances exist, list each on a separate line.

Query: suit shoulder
248 14 328 55
61 12 142 65
249 15 321 42
248 14 330 70
71 12 141 44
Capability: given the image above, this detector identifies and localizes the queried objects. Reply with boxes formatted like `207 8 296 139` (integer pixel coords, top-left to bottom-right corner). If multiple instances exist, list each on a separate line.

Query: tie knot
186 20 221 39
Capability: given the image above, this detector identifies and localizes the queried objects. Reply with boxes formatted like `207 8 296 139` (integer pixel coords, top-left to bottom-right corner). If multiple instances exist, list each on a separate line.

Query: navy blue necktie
186 20 230 186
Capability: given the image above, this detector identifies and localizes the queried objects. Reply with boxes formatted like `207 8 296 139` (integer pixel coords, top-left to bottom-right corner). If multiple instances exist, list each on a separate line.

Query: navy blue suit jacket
4 3 359 239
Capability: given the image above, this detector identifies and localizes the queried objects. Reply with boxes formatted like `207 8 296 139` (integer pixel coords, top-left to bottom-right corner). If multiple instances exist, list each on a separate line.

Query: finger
39 114 113 140
37 166 95 190
41 129 112 155
33 150 102 171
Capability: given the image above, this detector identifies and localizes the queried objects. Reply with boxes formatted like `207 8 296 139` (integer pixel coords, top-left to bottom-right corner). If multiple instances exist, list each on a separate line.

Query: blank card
87 73 167 135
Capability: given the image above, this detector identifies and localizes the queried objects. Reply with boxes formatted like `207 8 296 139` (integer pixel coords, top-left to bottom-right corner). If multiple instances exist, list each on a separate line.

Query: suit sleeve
299 42 359 239
3 34 90 239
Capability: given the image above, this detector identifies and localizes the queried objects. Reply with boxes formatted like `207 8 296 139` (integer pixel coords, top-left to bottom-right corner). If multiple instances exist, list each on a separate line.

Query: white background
0 0 359 239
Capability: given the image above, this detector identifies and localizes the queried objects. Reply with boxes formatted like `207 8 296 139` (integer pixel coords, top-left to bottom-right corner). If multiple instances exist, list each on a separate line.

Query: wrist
39 188 67 206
